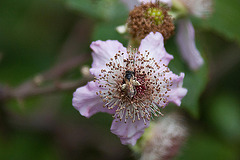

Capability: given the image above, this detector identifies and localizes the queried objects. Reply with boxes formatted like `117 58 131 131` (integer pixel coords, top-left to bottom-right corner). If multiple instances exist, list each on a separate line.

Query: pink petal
120 130 145 145
72 81 115 118
139 32 173 65
166 72 187 106
139 0 172 7
111 118 150 145
121 0 139 10
90 40 127 77
176 18 204 70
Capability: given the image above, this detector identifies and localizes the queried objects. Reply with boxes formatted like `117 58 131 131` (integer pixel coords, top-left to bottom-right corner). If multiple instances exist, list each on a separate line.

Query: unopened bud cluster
139 113 188 160
146 7 165 25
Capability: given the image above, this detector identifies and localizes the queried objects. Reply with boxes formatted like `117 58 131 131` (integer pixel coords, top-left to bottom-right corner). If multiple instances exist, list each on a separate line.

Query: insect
121 70 141 98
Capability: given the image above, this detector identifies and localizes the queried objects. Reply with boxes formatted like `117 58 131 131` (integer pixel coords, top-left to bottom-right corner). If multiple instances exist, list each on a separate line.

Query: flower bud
81 65 91 77
135 113 188 160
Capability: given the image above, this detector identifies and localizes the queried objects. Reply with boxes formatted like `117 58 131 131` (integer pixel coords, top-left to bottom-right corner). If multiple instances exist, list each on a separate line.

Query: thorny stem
0 19 94 101
13 79 91 99
0 54 91 101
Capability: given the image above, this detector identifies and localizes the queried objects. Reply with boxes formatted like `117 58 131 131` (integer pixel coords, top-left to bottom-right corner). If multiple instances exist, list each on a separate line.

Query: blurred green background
0 0 240 159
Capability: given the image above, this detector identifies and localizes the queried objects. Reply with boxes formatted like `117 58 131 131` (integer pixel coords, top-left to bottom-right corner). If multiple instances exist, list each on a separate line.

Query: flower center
146 7 164 25
95 49 173 124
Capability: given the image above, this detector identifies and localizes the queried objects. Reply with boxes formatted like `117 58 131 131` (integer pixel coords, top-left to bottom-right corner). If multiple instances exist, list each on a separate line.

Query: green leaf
0 132 59 160
181 64 208 118
0 0 77 85
91 22 128 46
192 0 240 44
208 92 240 143
66 0 128 22
176 132 238 160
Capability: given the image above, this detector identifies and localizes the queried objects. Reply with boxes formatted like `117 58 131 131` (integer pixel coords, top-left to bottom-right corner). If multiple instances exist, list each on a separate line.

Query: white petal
176 18 204 70
116 24 127 34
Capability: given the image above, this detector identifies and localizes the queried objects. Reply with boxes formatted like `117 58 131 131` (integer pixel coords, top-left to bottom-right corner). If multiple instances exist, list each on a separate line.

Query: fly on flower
72 32 187 145
121 70 141 98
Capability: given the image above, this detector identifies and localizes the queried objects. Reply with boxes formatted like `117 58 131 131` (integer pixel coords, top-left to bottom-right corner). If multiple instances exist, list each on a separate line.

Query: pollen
127 2 175 40
95 48 173 124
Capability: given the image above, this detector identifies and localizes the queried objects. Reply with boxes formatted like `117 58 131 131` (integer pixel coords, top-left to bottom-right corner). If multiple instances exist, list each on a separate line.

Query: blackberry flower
72 32 187 145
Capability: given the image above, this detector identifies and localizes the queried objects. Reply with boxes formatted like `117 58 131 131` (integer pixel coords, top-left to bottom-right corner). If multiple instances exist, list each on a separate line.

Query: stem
0 54 91 101
11 78 92 99
128 38 141 48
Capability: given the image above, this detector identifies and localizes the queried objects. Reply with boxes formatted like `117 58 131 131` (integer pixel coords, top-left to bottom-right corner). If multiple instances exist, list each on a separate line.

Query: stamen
96 48 173 123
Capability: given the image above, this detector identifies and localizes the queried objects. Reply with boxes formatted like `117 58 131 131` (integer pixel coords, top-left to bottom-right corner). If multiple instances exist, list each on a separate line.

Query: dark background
0 0 240 159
